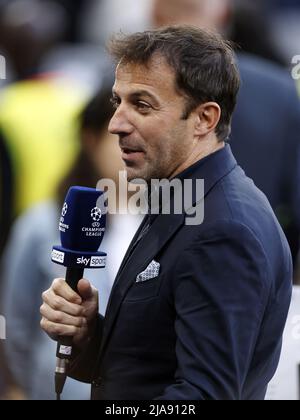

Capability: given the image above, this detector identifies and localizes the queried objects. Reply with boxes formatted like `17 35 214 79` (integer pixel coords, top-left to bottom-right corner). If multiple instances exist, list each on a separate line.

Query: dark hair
57 87 114 205
109 25 240 141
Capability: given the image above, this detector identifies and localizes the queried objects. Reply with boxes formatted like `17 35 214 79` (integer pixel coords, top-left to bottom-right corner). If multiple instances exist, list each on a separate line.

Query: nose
108 106 134 136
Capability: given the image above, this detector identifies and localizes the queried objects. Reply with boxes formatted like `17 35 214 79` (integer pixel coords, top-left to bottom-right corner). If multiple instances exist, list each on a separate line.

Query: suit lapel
100 212 185 355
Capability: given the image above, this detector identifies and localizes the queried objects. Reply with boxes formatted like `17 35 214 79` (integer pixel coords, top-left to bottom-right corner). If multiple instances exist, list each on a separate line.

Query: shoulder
188 219 265 253
183 215 285 277
202 165 278 238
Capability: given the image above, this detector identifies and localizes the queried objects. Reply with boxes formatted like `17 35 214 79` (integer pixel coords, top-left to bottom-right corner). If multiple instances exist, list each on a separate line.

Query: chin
126 160 164 183
127 173 148 184
125 167 146 183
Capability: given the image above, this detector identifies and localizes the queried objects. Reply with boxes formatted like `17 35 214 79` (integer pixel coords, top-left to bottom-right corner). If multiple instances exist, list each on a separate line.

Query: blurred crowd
0 0 300 400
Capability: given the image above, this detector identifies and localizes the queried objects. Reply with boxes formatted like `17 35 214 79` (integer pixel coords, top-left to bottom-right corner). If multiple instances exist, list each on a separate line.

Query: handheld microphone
51 186 107 400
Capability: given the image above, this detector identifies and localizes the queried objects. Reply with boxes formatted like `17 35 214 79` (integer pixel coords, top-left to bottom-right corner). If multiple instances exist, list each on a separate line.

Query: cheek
140 120 173 154
145 132 171 163
136 113 190 164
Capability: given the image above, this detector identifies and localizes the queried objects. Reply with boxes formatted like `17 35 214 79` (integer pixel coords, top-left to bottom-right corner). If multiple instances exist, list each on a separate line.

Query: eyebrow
113 89 160 107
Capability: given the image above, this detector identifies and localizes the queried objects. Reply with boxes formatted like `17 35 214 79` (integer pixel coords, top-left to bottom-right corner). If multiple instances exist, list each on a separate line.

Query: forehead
113 55 180 100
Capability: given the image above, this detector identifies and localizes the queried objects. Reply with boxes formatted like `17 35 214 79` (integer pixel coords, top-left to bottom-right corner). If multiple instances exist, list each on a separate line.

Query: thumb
77 279 93 301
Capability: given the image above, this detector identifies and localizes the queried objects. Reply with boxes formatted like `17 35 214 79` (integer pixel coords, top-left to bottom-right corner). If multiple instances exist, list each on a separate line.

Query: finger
42 289 84 317
77 279 94 301
40 317 80 338
52 278 82 304
40 303 87 329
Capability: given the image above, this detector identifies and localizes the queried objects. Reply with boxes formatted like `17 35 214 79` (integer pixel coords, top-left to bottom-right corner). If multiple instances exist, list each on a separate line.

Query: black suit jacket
69 145 292 400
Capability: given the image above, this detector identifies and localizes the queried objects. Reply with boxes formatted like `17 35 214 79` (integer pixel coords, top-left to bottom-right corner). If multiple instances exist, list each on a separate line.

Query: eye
136 101 152 113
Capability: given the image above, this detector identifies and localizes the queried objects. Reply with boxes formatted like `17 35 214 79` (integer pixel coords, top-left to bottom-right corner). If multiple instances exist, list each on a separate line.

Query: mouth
121 146 145 162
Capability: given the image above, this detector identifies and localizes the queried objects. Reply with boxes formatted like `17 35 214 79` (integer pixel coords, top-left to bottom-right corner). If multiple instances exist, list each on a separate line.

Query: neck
169 139 225 180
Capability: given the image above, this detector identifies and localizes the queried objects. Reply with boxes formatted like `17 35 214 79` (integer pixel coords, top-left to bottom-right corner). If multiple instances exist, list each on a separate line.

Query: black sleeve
67 314 104 384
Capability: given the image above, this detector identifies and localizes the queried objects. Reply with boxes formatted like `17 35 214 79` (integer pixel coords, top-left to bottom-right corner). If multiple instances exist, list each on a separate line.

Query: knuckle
42 291 48 301
40 318 49 332
54 311 64 324
40 318 45 329
52 297 62 311
75 306 84 317
52 324 63 336
70 294 81 304
52 278 64 292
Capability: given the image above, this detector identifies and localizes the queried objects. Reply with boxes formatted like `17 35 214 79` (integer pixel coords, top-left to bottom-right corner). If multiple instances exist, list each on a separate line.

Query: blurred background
0 0 300 400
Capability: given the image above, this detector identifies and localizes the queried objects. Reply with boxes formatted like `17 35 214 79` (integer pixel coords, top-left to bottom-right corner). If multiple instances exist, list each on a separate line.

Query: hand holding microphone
40 186 107 400
41 278 98 350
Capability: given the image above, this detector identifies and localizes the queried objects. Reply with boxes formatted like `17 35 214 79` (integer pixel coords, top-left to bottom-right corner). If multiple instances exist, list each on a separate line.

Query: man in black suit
41 26 292 400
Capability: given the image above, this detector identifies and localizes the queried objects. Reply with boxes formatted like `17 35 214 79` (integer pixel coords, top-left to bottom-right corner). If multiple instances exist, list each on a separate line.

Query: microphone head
60 186 106 252
52 187 107 269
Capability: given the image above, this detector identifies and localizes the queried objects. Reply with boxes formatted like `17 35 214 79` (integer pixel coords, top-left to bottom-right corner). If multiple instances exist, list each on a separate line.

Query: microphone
51 186 107 400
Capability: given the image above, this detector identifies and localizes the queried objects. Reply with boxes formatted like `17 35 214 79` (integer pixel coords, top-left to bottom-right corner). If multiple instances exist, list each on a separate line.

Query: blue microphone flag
52 186 107 269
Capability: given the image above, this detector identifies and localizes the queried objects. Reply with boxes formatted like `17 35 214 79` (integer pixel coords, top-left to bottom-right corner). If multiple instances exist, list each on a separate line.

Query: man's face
109 55 197 182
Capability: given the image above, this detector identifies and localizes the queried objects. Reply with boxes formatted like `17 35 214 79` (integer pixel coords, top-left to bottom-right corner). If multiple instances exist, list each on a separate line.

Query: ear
194 102 221 137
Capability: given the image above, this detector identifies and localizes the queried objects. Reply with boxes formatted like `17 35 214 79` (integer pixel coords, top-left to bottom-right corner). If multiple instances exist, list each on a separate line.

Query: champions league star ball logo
60 203 68 226
91 207 102 222
62 203 68 217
